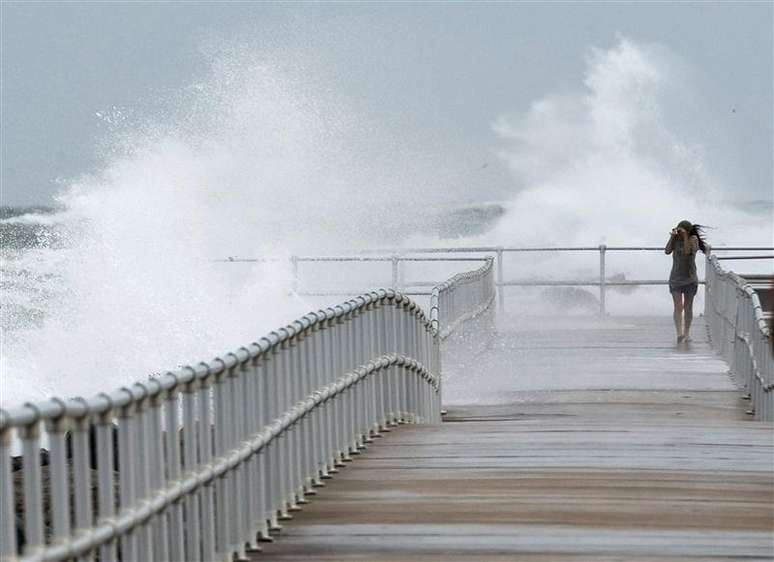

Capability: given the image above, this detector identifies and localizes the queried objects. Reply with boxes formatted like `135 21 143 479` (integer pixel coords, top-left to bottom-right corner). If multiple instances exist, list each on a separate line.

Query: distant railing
221 246 771 316
291 255 491 297
0 261 496 561
368 245 772 316
430 258 496 340
705 255 773 422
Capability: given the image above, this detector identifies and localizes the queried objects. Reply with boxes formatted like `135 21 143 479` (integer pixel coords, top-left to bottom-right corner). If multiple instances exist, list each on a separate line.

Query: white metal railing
0 260 495 562
217 255 491 297
705 255 773 421
430 258 496 340
358 245 772 314
221 246 771 316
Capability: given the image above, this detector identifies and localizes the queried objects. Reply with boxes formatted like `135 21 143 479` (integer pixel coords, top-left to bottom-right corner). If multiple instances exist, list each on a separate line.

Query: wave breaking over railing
0 259 495 561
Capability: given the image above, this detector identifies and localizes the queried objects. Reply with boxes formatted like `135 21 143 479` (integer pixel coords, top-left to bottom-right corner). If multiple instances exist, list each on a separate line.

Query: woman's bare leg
684 292 695 340
672 291 684 340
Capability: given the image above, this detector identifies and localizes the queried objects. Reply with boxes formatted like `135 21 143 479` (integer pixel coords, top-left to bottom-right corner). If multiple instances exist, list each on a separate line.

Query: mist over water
1 37 770 406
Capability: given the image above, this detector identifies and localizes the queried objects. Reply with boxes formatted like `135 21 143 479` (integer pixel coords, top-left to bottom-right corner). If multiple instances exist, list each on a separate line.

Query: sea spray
0 42 481 406
2 36 770 406
405 37 771 316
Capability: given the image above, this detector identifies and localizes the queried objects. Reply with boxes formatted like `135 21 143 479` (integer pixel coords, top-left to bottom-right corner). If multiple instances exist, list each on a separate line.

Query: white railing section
356 245 773 316
0 262 496 562
705 255 772 421
430 258 496 340
221 246 771 316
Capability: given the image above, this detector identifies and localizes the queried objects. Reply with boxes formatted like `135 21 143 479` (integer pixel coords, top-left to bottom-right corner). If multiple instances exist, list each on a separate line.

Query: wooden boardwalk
255 317 774 561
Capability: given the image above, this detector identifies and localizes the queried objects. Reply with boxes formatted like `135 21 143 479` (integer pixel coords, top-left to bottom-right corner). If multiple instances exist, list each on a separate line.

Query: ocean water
1 36 771 408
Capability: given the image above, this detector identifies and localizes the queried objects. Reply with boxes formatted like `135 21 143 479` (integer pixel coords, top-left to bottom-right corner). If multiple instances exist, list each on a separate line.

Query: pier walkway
258 317 774 561
3 250 771 562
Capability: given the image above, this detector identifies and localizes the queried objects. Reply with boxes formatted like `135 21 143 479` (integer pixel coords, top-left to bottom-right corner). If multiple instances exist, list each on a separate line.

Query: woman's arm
665 230 677 254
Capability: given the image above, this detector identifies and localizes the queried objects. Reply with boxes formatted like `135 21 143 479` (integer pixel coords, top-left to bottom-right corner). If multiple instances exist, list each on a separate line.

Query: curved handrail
1 260 497 561
705 255 772 421
19 355 435 562
0 289 428 428
430 257 495 335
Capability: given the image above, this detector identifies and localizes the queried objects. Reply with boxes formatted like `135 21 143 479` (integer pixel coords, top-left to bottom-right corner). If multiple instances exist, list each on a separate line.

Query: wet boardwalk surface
254 317 774 561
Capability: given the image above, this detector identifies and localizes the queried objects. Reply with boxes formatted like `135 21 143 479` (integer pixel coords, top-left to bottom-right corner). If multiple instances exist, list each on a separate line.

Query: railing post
704 245 712 318
599 244 607 318
291 255 299 293
496 248 505 313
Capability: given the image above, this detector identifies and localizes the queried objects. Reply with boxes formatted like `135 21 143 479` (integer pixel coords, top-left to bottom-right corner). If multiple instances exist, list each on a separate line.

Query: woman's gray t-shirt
669 235 699 287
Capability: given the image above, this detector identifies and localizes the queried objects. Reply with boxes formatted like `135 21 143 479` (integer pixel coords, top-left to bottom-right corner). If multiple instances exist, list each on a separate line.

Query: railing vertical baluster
282 339 296 514
321 317 333 476
131 387 152 562
348 307 360 455
329 313 340 471
289 334 305 508
45 411 70 549
319 318 333 479
266 342 282 532
332 313 344 466
253 352 273 541
181 377 201 562
349 308 360 451
225 361 241 559
365 304 373 439
146 383 168 562
390 298 400 426
0 423 16 559
240 348 260 552
367 301 379 438
163 384 184 562
402 303 410 421
196 366 218 558
20 415 44 559
301 324 316 496
277 338 293 521
72 407 95 562
225 354 247 560
378 302 388 431
211 360 229 559
309 321 326 488
117 395 137 562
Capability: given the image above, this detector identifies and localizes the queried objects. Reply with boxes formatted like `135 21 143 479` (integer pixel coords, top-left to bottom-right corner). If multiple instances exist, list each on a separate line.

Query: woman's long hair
677 220 708 253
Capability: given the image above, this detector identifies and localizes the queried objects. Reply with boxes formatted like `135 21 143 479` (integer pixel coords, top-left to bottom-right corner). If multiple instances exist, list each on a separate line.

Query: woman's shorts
669 282 698 297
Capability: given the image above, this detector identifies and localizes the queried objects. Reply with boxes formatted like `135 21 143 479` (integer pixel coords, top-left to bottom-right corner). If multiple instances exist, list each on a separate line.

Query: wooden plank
253 317 774 561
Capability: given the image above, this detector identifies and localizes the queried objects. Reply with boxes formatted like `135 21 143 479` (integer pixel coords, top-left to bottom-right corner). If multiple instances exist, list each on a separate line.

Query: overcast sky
1 1 772 207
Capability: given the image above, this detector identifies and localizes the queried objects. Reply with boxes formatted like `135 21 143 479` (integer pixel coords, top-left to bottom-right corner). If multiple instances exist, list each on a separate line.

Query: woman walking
665 220 707 343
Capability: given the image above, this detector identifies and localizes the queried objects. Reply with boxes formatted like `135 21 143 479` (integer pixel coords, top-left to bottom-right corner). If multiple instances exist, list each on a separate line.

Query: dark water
0 206 66 250
1 206 69 332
